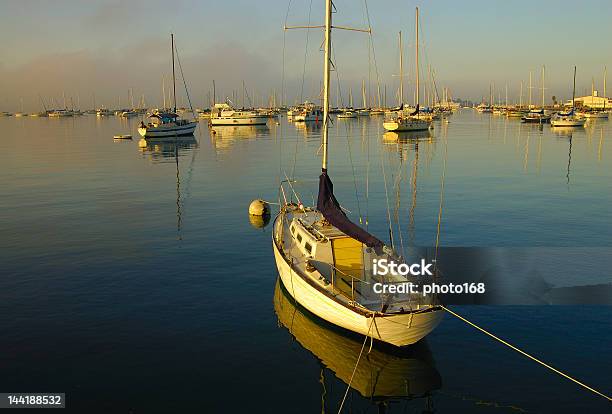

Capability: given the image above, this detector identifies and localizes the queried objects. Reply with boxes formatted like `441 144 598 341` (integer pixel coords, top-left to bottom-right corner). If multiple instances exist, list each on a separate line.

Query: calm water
0 112 610 413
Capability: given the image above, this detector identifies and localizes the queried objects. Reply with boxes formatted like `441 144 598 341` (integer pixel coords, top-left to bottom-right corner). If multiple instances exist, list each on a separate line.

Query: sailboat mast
399 31 403 106
604 67 607 110
505 84 508 107
529 71 532 108
415 7 420 108
321 0 332 172
520 81 523 108
162 76 166 109
171 33 177 113
572 66 577 110
541 65 545 108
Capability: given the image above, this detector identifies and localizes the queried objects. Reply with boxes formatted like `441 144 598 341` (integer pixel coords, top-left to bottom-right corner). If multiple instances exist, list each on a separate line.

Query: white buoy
249 199 270 216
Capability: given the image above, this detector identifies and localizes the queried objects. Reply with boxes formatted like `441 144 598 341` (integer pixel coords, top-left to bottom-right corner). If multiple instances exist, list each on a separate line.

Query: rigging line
394 151 405 258
363 0 381 106
442 305 612 402
337 314 376 414
173 42 196 119
300 0 314 103
379 136 394 249
279 1 292 192
434 123 449 268
332 48 362 224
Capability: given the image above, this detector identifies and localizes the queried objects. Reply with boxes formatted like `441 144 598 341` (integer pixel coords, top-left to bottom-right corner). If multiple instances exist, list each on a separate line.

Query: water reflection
294 120 322 139
382 130 433 144
209 124 270 150
138 136 198 239
248 213 271 229
274 280 441 412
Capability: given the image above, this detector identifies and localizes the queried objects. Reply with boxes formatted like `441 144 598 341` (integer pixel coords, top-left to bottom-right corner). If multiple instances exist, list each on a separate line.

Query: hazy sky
2 0 612 111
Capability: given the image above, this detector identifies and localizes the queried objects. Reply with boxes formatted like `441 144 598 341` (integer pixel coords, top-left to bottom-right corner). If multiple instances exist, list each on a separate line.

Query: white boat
383 108 431 132
576 110 608 119
552 67 586 128
119 110 138 118
48 109 74 117
273 3 443 348
96 108 113 117
138 34 198 139
209 103 268 126
337 109 357 119
292 102 323 122
383 20 432 133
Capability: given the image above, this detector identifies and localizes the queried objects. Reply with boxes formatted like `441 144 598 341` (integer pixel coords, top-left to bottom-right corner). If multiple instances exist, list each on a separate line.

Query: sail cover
317 171 384 249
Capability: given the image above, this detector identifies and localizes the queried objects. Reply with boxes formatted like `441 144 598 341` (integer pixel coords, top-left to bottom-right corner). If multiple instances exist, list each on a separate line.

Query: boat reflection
273 280 441 409
138 136 198 240
294 120 322 138
382 130 433 144
138 136 198 157
209 124 270 150
551 126 583 138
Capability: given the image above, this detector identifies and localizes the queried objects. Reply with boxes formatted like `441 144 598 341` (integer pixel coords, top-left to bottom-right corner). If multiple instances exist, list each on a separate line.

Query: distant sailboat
383 12 432 133
138 34 197 138
522 66 551 123
551 67 586 128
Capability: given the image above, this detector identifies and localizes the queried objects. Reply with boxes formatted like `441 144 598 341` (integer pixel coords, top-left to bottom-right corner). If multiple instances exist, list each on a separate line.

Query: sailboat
551 67 586 128
522 66 551 123
138 34 197 138
273 3 443 347
383 19 432 132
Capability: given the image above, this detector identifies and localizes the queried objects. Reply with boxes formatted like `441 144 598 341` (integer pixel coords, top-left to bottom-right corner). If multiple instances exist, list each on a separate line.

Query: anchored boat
208 102 268 126
273 2 442 348
138 34 197 139
383 14 432 133
552 67 586 128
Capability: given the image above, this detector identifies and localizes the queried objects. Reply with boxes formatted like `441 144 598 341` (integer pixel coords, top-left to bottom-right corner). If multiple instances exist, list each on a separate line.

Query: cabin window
296 233 302 243
290 225 295 235
304 242 313 254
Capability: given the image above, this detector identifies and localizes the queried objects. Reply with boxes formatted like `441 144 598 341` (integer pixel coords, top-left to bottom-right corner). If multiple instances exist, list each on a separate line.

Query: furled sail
317 172 384 249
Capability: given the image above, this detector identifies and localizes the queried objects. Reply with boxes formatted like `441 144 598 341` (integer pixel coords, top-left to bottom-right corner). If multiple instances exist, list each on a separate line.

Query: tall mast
415 7 420 109
529 71 532 108
212 80 216 106
362 79 366 108
572 66 577 111
604 67 607 110
520 81 523 108
505 84 508 107
398 31 403 106
321 0 332 172
171 33 177 113
541 65 545 108
162 76 166 109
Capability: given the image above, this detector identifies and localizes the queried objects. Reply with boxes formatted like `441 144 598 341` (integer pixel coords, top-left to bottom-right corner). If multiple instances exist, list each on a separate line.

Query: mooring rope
441 305 611 402
337 314 376 414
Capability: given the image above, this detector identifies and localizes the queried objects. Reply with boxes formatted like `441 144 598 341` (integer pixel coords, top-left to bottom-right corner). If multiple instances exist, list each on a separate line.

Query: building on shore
565 91 611 108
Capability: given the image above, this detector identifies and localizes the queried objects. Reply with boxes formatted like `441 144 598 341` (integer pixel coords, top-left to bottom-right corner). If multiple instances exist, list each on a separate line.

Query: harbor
1 1 611 413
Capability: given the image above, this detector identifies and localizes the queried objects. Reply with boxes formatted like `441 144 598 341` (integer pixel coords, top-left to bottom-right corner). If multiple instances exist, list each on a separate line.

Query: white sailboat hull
383 118 431 132
273 232 443 347
138 121 197 138
209 117 268 126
